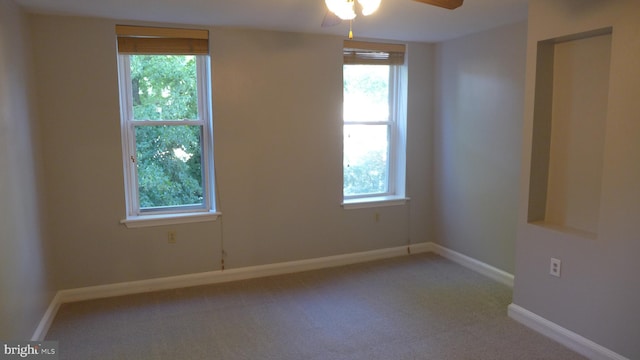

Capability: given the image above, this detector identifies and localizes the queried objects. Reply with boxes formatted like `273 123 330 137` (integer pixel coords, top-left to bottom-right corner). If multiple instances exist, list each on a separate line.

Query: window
116 26 217 227
342 40 408 208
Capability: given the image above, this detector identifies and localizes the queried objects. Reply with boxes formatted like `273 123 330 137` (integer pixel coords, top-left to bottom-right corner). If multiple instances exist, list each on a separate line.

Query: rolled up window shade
116 25 209 55
343 40 405 65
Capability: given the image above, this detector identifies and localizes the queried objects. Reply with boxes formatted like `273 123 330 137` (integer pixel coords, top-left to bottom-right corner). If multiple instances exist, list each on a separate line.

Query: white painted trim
508 304 629 360
31 292 62 341
31 242 506 341
56 243 432 304
342 196 410 209
118 54 215 222
408 242 434 253
121 211 221 228
431 243 514 287
34 243 428 340
34 241 627 360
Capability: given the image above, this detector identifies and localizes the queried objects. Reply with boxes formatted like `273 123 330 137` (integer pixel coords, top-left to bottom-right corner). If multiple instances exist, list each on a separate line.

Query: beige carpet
46 253 585 359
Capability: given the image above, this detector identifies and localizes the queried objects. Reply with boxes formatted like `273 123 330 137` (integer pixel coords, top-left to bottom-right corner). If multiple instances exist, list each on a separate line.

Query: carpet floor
46 252 585 359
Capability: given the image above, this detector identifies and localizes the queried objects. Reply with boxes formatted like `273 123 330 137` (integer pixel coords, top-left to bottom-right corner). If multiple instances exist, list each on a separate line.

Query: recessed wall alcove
527 27 612 238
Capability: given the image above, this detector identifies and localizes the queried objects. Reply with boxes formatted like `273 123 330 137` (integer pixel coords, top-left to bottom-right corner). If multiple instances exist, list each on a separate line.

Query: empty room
0 0 638 359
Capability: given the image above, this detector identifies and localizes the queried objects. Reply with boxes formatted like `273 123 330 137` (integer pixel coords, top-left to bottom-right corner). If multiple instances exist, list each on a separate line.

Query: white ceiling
14 0 528 42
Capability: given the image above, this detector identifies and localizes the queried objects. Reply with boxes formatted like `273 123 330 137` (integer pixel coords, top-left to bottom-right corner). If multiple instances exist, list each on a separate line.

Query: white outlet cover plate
550 258 561 277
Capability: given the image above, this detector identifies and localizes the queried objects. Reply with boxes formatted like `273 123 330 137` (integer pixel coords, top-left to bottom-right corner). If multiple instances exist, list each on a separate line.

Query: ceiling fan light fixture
358 0 381 16
325 0 356 20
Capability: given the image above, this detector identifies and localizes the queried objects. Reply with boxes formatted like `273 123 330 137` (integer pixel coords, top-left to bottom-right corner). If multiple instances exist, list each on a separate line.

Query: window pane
135 125 204 209
344 124 389 196
130 55 198 121
343 65 389 122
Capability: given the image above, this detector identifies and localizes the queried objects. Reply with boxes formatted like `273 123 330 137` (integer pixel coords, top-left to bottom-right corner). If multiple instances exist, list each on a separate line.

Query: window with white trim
342 40 407 207
116 25 217 224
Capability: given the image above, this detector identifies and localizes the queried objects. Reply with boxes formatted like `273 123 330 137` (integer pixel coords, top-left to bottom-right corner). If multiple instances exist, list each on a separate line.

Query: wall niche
527 28 612 238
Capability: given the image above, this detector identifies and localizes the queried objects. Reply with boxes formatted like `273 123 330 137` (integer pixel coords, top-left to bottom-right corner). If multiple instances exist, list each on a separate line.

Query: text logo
0 342 58 360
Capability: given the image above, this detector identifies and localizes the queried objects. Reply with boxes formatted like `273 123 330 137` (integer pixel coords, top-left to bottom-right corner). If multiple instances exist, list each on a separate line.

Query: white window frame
117 54 218 227
342 63 408 209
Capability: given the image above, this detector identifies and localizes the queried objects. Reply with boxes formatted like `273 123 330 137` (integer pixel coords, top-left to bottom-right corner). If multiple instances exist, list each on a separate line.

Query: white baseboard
33 242 431 340
31 292 62 341
57 243 431 303
34 241 627 359
30 242 514 341
508 304 629 360
430 243 514 287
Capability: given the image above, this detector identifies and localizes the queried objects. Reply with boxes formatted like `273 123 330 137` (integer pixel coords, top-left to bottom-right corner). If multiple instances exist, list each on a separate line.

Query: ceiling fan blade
321 10 343 27
412 0 464 10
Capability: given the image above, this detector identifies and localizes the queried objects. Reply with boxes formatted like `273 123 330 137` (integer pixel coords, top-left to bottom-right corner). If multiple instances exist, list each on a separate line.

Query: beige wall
28 15 435 289
433 21 527 274
0 0 54 340
543 33 610 235
514 1 640 358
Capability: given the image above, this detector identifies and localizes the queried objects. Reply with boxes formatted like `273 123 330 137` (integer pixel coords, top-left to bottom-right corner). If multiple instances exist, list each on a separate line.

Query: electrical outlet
549 258 561 277
168 230 177 244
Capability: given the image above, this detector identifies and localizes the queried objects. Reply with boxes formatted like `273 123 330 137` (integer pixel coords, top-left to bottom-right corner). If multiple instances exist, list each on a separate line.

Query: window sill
121 211 221 228
342 196 410 210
